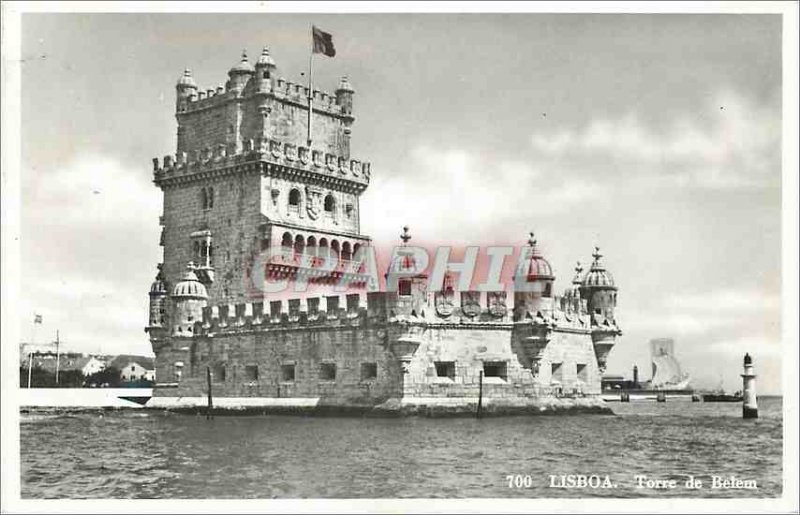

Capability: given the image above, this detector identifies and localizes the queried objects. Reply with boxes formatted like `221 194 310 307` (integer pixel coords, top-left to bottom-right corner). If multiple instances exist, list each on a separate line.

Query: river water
20 397 782 498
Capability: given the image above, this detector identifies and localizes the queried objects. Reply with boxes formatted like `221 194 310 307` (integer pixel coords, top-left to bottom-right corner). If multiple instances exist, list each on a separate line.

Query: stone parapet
191 290 606 337
152 139 370 190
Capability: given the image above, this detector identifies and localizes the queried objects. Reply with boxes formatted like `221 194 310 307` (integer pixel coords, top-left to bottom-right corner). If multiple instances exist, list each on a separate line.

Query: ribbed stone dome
172 264 208 299
229 51 255 75
583 247 616 289
256 46 276 67
336 75 354 92
150 274 167 295
522 233 554 281
176 69 197 88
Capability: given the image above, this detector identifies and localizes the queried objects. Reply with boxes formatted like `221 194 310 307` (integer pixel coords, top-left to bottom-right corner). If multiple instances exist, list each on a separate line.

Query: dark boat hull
702 394 743 402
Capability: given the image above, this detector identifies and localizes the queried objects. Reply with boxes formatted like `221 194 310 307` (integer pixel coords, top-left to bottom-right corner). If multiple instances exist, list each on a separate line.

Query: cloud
20 154 160 356
530 90 780 190
27 154 161 227
623 288 781 337
362 145 604 244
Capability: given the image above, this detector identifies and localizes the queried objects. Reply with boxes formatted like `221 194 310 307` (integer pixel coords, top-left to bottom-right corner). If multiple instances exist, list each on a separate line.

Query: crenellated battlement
180 77 348 119
152 137 371 188
190 290 606 337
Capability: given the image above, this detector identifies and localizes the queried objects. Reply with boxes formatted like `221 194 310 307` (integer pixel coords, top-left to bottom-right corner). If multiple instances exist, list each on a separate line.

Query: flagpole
27 350 33 388
55 330 60 385
307 25 314 148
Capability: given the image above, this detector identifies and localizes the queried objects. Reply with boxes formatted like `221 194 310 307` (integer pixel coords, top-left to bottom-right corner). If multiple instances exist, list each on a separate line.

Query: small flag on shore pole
312 26 336 57
34 314 42 324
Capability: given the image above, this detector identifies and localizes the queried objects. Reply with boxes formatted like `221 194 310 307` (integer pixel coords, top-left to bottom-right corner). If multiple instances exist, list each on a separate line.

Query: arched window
331 240 340 259
341 241 352 261
281 232 293 259
324 194 335 213
193 241 201 261
288 188 301 210
306 236 317 257
200 188 208 210
318 238 329 262
293 235 305 256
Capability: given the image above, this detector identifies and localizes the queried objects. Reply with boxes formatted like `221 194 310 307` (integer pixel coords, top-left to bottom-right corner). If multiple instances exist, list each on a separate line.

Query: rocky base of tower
145 395 613 417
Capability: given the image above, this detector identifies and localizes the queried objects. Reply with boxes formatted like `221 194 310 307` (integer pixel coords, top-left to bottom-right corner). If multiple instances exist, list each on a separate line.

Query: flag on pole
312 26 336 57
34 314 42 324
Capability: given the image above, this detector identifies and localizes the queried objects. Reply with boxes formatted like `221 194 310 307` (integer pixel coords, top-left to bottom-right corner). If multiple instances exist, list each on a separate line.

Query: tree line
19 366 154 388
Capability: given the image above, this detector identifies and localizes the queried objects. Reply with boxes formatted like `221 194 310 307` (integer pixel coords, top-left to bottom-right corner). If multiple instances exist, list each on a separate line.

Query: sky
16 12 785 393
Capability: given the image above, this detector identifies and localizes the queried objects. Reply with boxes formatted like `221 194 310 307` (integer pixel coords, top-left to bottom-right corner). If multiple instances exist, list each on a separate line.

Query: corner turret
176 69 198 112
254 46 277 94
513 232 555 320
227 51 255 94
580 246 617 323
385 226 429 317
146 264 169 345
560 261 586 315
335 75 355 118
171 263 208 336
580 246 620 373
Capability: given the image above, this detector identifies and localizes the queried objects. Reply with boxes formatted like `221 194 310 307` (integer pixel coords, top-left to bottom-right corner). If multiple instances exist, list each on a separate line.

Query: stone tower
148 47 374 347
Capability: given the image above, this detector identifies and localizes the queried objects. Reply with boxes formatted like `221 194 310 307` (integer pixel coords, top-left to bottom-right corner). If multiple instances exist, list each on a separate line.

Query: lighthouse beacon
741 353 758 419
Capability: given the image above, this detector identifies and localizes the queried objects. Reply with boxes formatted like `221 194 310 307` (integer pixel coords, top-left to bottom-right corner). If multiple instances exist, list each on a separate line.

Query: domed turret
176 69 198 111
335 75 355 117
172 264 208 299
255 46 276 68
385 226 428 317
150 270 168 295
513 233 555 320
146 265 169 337
560 261 584 315
171 263 208 336
580 247 617 321
176 68 198 89
583 246 615 288
228 51 255 93
522 233 554 281
254 46 276 94
229 50 255 74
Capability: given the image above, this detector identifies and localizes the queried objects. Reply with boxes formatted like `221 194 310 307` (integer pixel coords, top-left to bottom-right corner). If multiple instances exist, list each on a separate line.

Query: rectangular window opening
576 363 588 383
360 362 378 381
398 279 412 296
435 361 455 380
213 365 226 383
483 361 507 380
245 365 259 381
280 364 295 382
319 363 337 381
551 362 563 382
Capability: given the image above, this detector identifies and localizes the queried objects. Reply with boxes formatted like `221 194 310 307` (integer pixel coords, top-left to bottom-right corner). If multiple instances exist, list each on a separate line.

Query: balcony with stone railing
264 249 373 287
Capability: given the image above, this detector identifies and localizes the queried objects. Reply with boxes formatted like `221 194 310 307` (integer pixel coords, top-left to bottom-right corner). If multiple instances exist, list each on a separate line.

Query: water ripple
20 399 783 498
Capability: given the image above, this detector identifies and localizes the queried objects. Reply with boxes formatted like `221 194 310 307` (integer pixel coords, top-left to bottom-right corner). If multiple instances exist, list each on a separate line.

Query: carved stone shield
460 291 481 318
434 291 455 317
306 186 323 220
487 291 508 318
